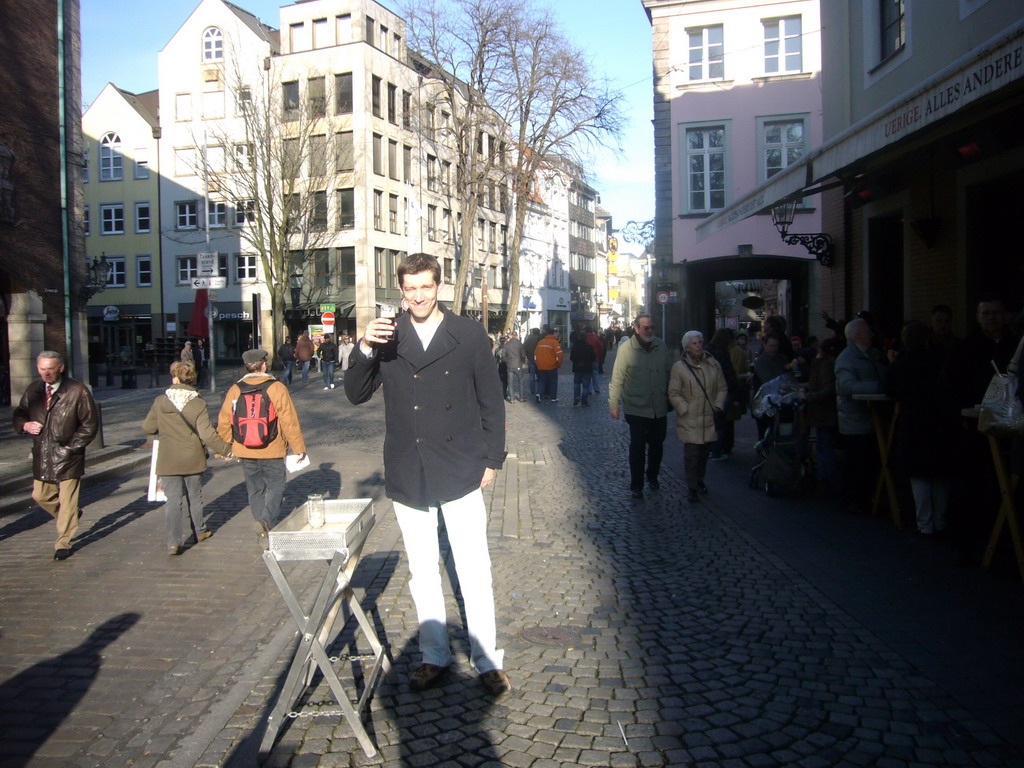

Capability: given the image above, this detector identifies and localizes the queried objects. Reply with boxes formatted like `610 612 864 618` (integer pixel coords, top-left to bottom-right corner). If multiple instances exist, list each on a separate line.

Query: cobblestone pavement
1 365 1023 768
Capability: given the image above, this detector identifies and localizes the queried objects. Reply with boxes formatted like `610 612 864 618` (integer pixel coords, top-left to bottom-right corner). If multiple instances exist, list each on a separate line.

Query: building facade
700 0 1024 340
643 0 825 343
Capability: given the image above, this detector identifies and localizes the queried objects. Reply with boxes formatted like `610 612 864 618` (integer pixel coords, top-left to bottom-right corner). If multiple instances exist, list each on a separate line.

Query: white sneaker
330 384 335 389
323 386 329 390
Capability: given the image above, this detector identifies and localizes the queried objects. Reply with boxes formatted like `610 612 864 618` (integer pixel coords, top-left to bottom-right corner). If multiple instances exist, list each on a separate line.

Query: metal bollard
94 402 105 450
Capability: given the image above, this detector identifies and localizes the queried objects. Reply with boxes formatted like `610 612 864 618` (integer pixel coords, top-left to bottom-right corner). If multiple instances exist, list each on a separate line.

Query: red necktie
45 385 54 409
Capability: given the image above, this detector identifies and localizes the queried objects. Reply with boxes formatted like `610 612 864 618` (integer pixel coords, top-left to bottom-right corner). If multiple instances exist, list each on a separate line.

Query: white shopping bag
147 439 167 502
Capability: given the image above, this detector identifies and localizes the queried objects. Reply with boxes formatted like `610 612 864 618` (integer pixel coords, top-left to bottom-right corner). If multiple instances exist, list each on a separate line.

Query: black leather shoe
54 548 72 561
648 479 660 491
687 489 699 503
630 488 644 500
698 482 709 495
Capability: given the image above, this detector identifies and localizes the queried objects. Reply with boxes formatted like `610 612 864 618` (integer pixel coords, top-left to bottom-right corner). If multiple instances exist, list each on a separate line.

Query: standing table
259 499 390 760
962 408 1024 582
853 393 903 529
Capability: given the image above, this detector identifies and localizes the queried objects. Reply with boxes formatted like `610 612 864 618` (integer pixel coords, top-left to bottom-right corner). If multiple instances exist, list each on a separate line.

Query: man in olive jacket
217 349 306 543
345 253 511 697
13 351 98 560
609 314 674 499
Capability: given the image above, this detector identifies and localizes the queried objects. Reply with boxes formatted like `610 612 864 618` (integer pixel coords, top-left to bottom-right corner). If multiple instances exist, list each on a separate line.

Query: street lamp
770 199 834 267
82 252 112 299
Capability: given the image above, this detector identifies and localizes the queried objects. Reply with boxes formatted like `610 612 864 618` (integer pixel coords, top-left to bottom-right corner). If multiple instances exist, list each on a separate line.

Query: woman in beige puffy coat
669 330 727 503
143 361 232 555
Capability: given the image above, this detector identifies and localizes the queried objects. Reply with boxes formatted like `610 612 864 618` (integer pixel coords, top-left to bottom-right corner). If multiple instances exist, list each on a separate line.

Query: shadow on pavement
0 612 140 768
0 510 50 543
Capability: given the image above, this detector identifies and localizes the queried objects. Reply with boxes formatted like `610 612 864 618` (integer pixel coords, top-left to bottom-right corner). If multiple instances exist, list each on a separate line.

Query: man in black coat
345 253 511 697
13 351 98 560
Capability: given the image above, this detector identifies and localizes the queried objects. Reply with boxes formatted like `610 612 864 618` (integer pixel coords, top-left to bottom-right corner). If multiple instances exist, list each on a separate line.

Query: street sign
191 276 227 289
319 303 336 313
205 305 218 319
656 291 670 305
321 311 335 327
197 251 218 276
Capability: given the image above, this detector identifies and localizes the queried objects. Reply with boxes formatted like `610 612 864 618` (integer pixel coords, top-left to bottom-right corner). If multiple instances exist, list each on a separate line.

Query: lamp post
82 252 112 299
770 200 834 267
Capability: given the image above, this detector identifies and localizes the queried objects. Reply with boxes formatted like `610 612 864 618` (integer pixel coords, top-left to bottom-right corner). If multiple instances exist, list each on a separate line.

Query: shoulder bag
978 335 1024 438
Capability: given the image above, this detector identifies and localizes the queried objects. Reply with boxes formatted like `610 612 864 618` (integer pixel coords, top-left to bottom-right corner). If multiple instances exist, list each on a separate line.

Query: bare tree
403 0 521 315
194 62 336 358
496 10 623 333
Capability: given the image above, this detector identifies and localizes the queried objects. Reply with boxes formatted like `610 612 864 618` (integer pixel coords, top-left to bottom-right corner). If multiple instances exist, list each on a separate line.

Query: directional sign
321 311 335 327
198 252 218 276
192 276 227 289
319 303 336 313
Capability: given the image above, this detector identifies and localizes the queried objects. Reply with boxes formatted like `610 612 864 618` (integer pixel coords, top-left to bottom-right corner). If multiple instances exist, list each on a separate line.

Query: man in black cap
217 348 306 545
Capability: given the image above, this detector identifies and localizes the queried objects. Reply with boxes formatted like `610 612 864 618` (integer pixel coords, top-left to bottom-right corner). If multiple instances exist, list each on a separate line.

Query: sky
80 0 656 229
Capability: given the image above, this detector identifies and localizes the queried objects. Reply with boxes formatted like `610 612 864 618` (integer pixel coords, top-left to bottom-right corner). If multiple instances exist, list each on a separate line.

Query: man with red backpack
217 348 306 545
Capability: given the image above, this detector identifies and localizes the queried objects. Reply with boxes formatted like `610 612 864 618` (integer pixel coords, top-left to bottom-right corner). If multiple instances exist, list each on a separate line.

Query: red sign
321 311 335 326
656 291 670 305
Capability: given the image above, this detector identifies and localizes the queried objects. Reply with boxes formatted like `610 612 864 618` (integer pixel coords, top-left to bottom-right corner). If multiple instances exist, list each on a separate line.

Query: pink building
643 0 825 342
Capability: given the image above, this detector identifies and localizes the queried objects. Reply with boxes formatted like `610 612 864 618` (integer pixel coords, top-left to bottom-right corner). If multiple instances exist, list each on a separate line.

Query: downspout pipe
57 0 75 377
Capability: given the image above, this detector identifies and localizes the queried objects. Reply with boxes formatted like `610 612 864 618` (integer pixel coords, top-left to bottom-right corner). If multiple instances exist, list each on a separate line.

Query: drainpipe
57 0 75 377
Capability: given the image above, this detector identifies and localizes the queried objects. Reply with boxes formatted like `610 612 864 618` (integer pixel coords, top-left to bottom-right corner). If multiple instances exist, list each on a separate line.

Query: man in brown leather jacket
13 351 99 560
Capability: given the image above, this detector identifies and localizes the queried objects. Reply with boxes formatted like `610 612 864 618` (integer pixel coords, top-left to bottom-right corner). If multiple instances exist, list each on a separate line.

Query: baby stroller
749 374 808 496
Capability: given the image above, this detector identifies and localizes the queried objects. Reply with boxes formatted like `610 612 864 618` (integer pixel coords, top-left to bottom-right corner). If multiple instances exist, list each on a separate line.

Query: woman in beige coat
669 330 727 503
143 361 232 554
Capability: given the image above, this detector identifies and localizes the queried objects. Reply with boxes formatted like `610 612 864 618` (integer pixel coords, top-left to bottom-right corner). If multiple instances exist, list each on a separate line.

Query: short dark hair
931 304 953 316
397 252 441 287
633 313 652 328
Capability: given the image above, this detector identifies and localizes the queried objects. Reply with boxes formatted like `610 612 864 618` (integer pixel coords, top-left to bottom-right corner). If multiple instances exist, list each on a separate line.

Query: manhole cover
519 626 581 647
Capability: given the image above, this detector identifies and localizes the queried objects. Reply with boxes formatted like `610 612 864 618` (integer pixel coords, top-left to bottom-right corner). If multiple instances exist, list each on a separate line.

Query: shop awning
696 18 1024 242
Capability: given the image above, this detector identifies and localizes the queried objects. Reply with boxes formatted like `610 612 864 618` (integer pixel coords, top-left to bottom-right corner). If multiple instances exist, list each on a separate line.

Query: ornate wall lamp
82 253 112 299
770 199 834 267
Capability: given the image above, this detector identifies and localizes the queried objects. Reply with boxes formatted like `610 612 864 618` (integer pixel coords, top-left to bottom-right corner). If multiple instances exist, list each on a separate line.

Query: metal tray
267 498 375 562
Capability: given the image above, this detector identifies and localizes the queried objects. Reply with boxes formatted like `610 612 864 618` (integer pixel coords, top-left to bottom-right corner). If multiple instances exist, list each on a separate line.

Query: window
365 15 375 46
175 147 196 176
339 246 355 286
685 125 726 211
282 81 299 120
236 85 252 114
289 22 306 52
762 117 805 180
283 138 300 179
136 255 152 287
105 256 126 288
335 131 354 172
83 205 90 236
441 160 451 189
176 201 199 229
337 188 355 229
403 145 412 181
99 132 123 181
233 142 253 170
135 202 151 233
427 205 437 241
426 154 438 191
374 247 385 286
764 17 802 74
100 204 124 234
308 77 326 118
389 139 399 180
208 200 227 228
206 144 226 173
235 199 255 226
175 93 192 121
389 193 399 234
379 24 389 52
235 253 258 281
286 194 301 232
442 208 452 244
402 91 411 129
311 191 328 231
371 75 382 117
178 255 198 283
687 25 724 81
387 83 397 124
313 18 328 48
372 134 384 175
203 27 223 61
81 150 89 183
309 134 327 177
203 90 224 119
336 14 351 43
880 0 906 58
373 190 383 230
134 150 150 179
335 73 353 114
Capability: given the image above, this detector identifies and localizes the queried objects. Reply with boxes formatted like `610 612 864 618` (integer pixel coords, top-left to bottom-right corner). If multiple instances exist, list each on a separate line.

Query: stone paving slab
1 365 1023 768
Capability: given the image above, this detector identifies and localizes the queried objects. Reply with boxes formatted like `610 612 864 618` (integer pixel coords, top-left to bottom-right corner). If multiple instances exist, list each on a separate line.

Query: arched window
203 27 223 61
99 132 122 181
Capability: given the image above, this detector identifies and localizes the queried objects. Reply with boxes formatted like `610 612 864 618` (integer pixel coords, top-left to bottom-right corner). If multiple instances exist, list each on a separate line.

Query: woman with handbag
142 361 233 555
669 331 727 503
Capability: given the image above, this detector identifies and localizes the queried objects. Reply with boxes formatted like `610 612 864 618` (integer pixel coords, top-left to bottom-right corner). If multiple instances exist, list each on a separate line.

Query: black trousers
625 414 667 490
